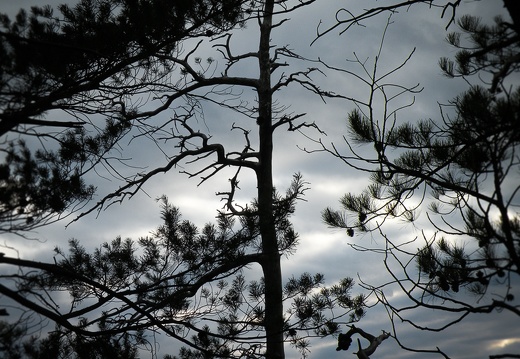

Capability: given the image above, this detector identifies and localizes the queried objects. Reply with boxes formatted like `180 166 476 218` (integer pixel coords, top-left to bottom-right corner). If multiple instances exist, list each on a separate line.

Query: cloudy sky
1 1 518 358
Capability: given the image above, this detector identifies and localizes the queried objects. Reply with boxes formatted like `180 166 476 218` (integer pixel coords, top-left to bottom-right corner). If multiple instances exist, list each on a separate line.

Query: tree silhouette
322 2 520 358
0 0 494 358
0 1 376 358
1 187 366 358
0 318 143 359
0 0 244 234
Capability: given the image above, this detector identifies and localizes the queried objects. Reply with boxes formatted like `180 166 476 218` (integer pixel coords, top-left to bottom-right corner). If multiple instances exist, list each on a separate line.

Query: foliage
0 0 246 234
0 0 246 131
1 179 365 358
439 13 520 92
1 1 499 358
0 139 95 234
0 2 346 359
322 3 520 358
0 319 26 358
0 319 143 359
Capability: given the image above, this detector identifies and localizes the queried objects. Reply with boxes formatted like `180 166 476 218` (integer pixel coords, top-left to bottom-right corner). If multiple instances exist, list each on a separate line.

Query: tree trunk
257 1 285 359
503 0 520 35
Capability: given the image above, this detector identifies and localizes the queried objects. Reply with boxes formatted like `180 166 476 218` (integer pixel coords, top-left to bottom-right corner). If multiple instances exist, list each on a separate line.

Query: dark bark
503 0 520 35
256 1 285 359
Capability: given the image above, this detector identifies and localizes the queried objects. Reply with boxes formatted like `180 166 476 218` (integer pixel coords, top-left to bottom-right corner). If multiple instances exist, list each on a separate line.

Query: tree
0 0 244 234
0 1 376 358
322 2 520 357
0 318 143 359
1 190 366 359
0 0 493 358
0 318 27 358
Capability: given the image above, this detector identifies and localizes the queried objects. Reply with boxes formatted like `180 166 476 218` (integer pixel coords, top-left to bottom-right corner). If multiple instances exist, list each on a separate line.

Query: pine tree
323 2 520 357
0 0 244 234
0 2 373 358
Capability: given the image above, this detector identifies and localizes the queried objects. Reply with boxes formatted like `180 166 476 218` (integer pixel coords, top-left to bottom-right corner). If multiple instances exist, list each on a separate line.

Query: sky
1 0 518 358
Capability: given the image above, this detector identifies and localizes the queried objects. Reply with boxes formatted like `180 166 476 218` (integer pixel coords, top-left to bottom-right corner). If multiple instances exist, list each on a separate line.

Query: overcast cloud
1 1 517 358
